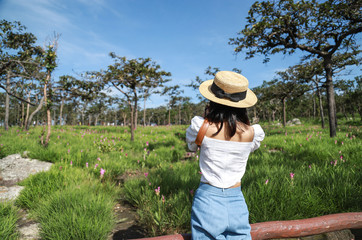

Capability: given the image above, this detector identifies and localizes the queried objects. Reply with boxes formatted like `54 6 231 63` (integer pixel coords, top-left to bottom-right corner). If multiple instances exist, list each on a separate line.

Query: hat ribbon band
211 82 247 102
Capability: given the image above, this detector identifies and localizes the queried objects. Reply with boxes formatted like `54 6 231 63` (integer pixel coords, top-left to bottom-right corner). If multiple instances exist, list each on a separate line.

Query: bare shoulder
236 124 254 142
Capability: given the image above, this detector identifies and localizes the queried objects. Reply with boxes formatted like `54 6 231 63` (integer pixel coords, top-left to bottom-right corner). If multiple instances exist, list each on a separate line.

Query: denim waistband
198 182 242 196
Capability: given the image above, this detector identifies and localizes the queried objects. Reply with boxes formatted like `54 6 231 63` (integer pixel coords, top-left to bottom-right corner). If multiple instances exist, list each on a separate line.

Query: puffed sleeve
251 124 265 152
186 116 204 152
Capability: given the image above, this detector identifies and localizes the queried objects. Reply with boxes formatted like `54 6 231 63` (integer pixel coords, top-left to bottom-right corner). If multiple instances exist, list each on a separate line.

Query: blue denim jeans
191 183 251 240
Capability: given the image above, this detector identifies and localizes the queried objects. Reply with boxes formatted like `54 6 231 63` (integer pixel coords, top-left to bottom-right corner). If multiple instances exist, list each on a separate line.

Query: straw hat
199 71 257 108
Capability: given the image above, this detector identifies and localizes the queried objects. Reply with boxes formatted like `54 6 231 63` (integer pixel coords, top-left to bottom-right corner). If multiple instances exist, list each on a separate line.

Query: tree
274 68 309 126
229 0 362 137
293 59 327 127
104 53 170 141
40 42 57 147
55 73 105 125
0 19 43 130
162 85 184 125
335 76 361 120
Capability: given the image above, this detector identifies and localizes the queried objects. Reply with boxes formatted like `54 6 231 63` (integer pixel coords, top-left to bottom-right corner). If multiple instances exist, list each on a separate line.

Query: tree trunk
94 115 99 126
272 110 276 122
24 93 30 130
42 72 52 147
143 95 147 127
16 102 20 126
130 102 135 141
122 112 127 126
59 97 64 125
314 77 325 129
53 109 56 126
178 104 181 125
323 58 337 137
4 71 11 131
282 97 286 127
81 111 84 125
26 97 44 130
20 102 25 128
168 107 171 125
313 91 316 119
342 105 348 120
133 89 138 130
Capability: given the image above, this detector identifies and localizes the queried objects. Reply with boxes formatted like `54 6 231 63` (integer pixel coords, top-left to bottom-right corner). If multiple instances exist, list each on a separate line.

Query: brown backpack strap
195 119 209 146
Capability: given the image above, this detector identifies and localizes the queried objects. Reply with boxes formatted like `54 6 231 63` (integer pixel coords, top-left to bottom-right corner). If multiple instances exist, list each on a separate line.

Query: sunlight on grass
0 121 360 237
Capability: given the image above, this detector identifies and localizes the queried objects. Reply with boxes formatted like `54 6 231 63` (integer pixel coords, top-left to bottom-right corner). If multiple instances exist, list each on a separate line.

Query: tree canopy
229 0 362 137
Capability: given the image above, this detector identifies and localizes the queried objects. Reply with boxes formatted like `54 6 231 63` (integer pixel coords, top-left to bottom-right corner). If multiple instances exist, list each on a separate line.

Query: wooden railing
132 212 362 240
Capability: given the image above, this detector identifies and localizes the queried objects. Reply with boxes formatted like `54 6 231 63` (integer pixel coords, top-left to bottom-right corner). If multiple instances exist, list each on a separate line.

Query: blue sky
1 0 359 108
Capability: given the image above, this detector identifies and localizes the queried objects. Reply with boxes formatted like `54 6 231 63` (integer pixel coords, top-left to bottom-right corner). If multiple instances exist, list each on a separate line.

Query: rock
0 185 25 202
292 118 302 125
0 154 52 240
286 118 302 126
0 154 52 201
19 223 40 240
17 210 41 240
0 154 52 184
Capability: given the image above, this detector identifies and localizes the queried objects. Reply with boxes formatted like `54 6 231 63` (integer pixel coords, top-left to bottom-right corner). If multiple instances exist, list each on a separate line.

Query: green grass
0 202 19 240
0 120 361 238
15 166 119 239
36 183 115 240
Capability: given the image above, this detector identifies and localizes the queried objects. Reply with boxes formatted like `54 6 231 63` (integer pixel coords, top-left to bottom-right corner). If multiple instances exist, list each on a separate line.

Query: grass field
0 119 361 238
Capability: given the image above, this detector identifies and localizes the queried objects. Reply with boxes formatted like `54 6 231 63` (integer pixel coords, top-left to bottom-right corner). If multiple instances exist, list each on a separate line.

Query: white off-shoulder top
186 116 265 188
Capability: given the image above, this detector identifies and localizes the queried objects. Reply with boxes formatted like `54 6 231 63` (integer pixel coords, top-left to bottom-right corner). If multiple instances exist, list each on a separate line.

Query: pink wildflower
97 157 101 161
290 172 295 180
335 140 337 144
162 195 165 203
146 141 149 146
265 179 269 185
155 186 160 196
95 164 98 169
86 162 88 168
309 165 312 169
100 168 105 178
144 172 149 178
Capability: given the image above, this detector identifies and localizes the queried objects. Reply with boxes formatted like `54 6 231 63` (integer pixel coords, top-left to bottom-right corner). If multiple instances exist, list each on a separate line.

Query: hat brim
199 79 257 108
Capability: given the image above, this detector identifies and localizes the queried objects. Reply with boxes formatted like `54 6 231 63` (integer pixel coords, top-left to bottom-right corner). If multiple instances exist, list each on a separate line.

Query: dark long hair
204 101 250 138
